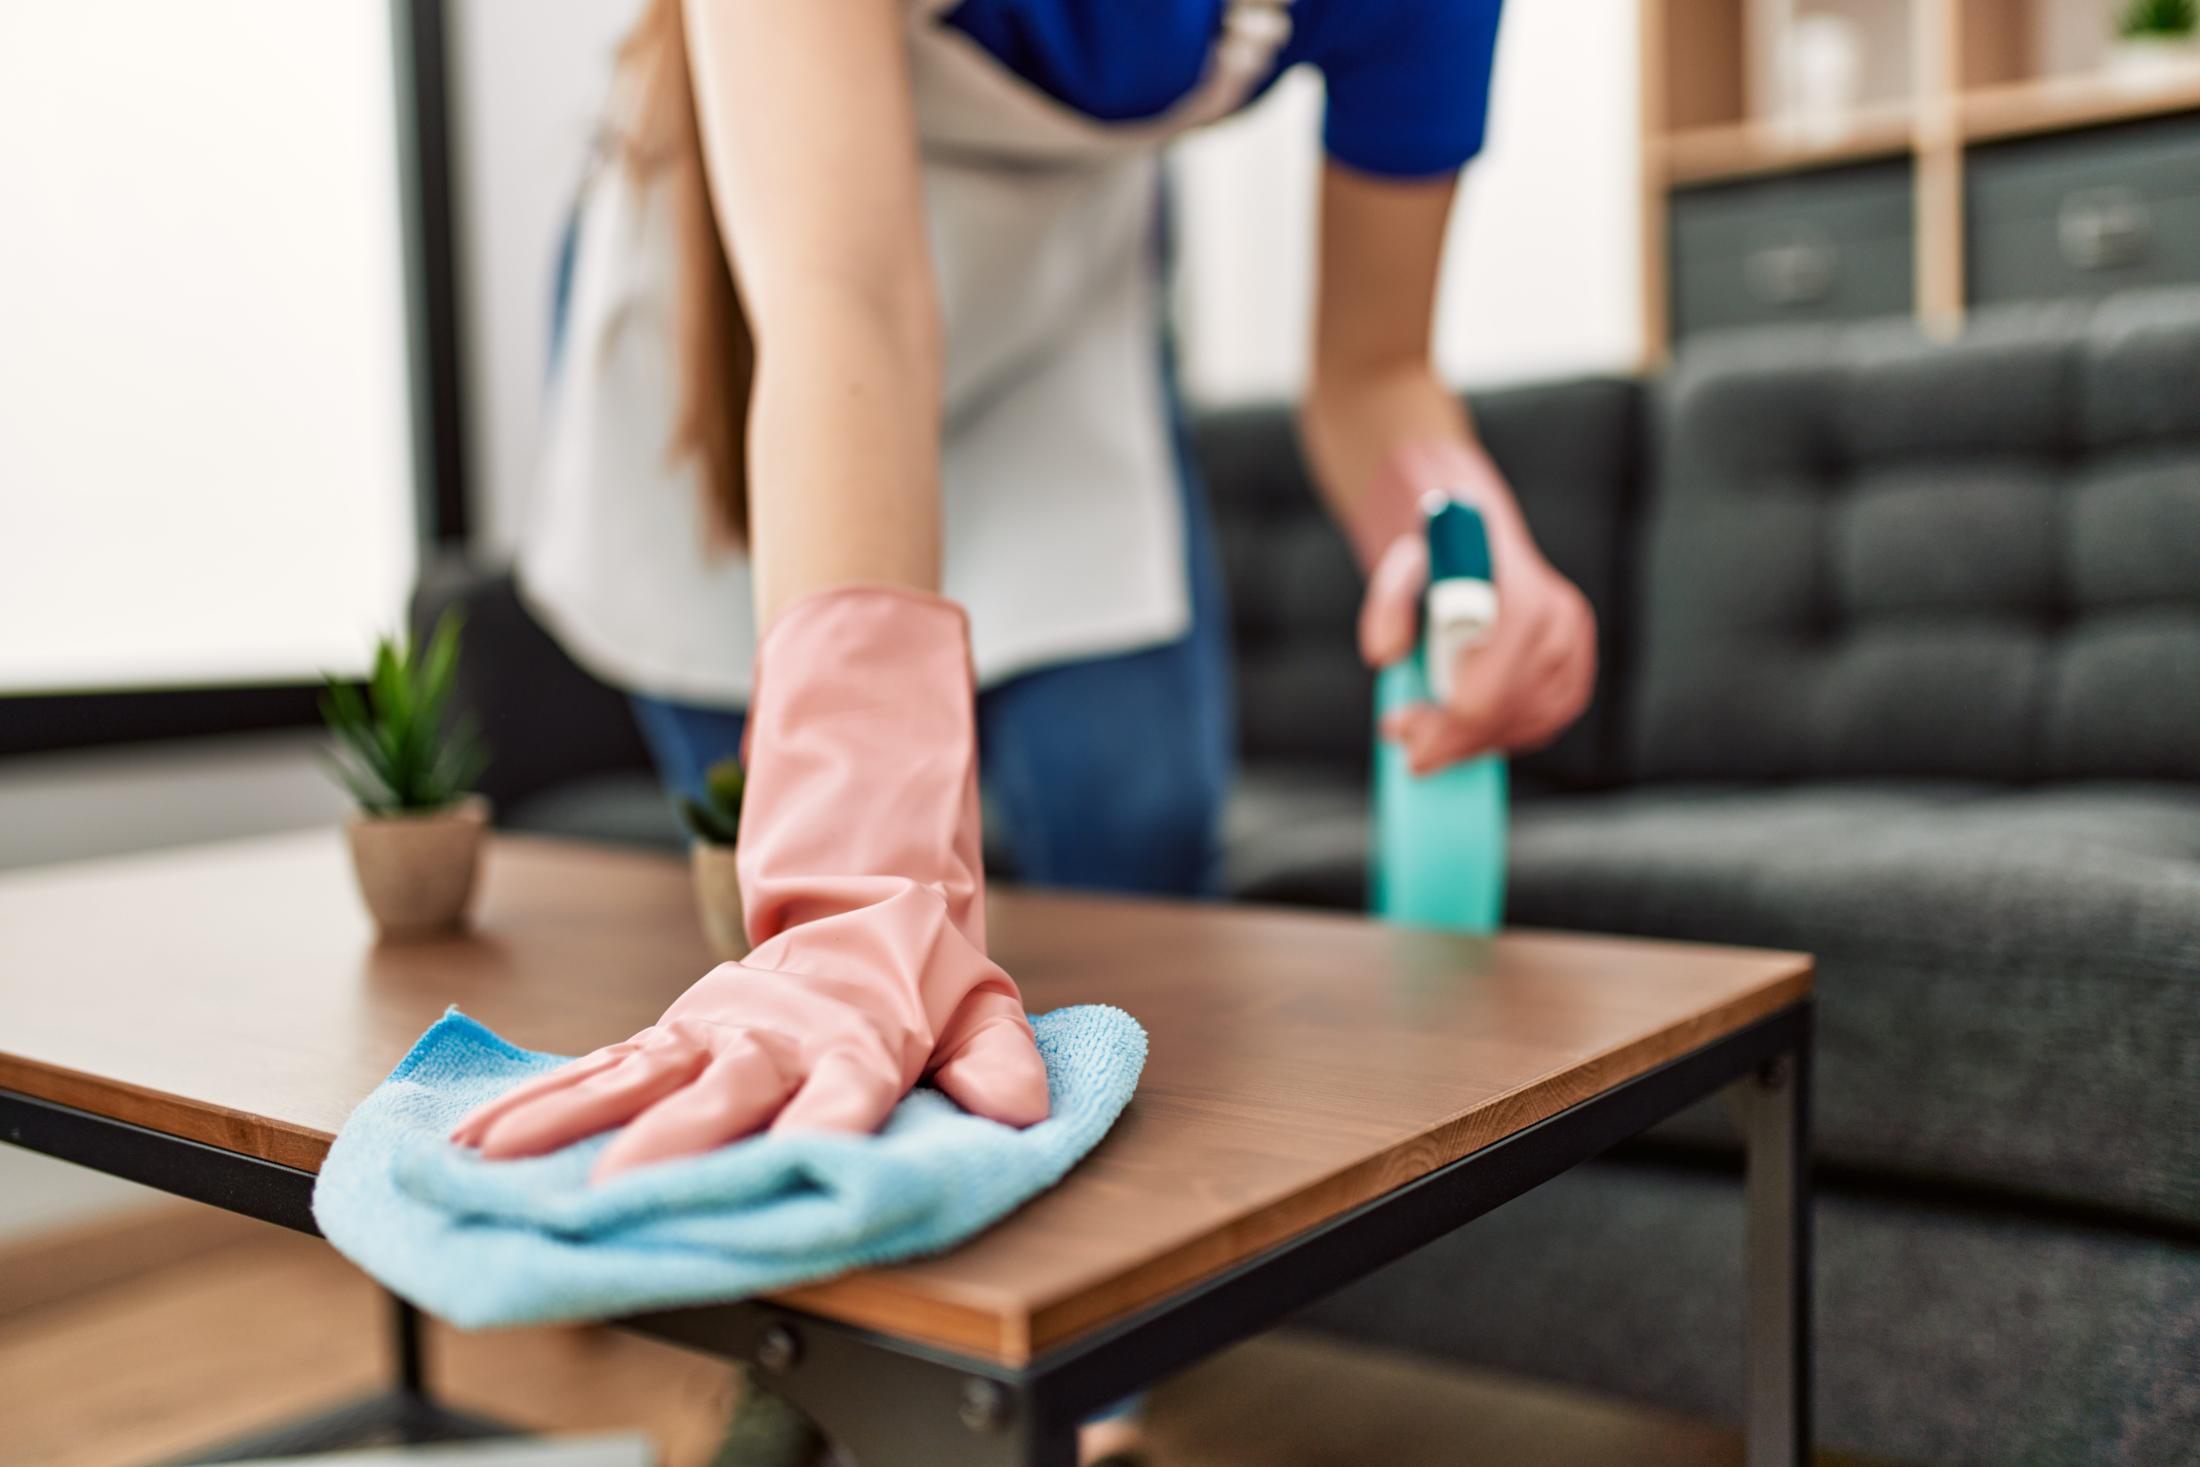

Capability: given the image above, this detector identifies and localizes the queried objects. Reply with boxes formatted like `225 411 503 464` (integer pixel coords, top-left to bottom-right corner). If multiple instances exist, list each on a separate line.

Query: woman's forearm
1300 362 1525 570
743 282 943 625
682 0 945 628
1300 163 1530 572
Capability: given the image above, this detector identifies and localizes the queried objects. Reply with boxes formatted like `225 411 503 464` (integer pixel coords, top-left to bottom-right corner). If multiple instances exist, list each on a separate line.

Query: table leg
169 1294 512 1463
750 1378 1078 1466
1729 1022 1812 1467
826 1401 1076 1467
392 1292 429 1395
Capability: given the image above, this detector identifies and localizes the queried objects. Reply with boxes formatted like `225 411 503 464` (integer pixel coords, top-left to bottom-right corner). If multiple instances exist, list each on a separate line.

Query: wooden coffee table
0 833 1814 1466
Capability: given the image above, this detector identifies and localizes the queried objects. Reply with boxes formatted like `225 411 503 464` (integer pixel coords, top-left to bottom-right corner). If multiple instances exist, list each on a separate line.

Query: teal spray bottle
1370 496 1507 933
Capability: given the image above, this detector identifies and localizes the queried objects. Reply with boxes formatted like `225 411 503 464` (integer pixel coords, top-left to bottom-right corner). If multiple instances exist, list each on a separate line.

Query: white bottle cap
1426 576 1498 704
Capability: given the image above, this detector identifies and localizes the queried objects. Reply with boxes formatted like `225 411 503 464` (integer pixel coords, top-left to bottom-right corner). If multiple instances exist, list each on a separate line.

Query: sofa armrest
409 554 654 815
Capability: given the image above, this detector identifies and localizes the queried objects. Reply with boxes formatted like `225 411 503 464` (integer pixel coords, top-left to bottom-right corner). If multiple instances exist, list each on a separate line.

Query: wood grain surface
0 832 1810 1363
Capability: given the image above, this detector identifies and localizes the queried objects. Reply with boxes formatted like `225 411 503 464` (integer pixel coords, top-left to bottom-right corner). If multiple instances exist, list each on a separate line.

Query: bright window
0 0 417 692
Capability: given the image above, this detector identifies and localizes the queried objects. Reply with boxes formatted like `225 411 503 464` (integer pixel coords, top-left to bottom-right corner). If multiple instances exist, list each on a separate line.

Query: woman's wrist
1350 436 1529 571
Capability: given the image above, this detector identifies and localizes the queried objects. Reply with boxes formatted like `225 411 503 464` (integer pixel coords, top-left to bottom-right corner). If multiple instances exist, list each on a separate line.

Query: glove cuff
738 583 987 954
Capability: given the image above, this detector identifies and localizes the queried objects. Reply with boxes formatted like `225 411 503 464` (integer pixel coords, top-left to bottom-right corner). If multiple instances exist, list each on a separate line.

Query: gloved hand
450 586 1049 1182
1354 439 1597 775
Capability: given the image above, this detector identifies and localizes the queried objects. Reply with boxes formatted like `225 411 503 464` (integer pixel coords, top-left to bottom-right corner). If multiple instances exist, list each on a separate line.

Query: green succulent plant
319 611 487 815
681 757 746 847
2120 0 2196 38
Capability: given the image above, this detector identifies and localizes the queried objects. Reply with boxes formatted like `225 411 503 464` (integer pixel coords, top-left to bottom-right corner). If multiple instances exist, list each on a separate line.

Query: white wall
1174 0 1644 404
0 1 417 691
453 2 1645 540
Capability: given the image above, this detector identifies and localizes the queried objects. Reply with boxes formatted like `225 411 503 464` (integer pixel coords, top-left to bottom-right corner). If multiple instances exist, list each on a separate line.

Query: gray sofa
417 291 2200 1465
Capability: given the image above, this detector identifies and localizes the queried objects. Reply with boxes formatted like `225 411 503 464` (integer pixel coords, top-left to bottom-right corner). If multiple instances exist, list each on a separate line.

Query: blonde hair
615 0 752 542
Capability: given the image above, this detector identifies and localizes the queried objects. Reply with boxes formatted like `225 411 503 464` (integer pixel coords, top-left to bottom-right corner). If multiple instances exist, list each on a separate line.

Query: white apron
519 0 1293 703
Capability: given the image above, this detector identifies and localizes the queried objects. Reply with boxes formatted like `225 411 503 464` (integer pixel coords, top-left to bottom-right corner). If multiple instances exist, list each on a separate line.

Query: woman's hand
1356 441 1597 775
451 587 1048 1183
449 951 1042 1183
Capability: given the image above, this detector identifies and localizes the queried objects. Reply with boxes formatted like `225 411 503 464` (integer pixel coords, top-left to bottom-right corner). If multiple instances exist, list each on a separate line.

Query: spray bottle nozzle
1422 498 1497 704
1424 497 1493 585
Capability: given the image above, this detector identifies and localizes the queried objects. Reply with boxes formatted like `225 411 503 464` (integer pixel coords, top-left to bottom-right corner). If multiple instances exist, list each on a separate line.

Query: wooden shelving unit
1658 101 1916 183
1960 67 2200 141
1639 0 2200 358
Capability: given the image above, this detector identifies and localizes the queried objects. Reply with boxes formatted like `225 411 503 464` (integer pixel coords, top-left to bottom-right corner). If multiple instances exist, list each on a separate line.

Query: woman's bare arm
1301 162 1595 769
683 0 941 626
1299 165 1514 560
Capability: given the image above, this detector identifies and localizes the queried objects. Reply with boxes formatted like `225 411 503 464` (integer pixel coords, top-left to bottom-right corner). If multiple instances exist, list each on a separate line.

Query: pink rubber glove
1355 439 1598 776
450 586 1049 1182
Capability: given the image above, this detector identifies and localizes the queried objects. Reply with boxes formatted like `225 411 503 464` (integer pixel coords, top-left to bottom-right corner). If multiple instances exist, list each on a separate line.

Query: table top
0 832 1809 1364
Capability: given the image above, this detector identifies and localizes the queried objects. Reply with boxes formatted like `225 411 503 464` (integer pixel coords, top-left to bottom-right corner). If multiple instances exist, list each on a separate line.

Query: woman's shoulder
1291 0 1504 66
1292 0 1504 180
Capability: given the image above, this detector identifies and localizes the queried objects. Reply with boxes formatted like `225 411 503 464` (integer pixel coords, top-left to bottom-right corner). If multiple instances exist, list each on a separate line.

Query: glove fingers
476 1039 706 1160
770 1048 904 1136
931 1017 1050 1128
591 1034 794 1183
449 1042 639 1147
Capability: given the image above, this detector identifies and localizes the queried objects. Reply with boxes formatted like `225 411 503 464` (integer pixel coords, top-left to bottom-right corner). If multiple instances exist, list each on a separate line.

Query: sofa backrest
410 555 655 811
1196 375 1644 791
1632 288 2200 783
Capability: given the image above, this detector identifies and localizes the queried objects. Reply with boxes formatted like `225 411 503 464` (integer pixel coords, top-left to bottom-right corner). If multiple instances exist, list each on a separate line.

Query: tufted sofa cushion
1633 290 2200 783
1505 779 2200 1228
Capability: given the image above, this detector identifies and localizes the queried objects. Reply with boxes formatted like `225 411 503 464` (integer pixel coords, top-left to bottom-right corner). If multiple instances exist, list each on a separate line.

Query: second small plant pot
691 840 749 961
346 795 489 938
2107 36 2200 89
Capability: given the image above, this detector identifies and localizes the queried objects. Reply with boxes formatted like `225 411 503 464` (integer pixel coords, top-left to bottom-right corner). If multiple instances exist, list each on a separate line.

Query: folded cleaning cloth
312 1005 1146 1328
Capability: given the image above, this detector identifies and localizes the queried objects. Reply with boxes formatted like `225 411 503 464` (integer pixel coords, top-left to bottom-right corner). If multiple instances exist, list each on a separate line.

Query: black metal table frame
2 1001 1811 1467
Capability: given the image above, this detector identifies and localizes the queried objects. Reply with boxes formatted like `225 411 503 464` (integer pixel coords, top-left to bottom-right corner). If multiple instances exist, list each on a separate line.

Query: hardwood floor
0 1204 1833 1467
1142 1333 1743 1467
0 1217 738 1467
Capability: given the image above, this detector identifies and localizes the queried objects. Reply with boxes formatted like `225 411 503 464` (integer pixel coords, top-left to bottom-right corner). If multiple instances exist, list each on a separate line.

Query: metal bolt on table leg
958 1377 1009 1433
755 1324 802 1375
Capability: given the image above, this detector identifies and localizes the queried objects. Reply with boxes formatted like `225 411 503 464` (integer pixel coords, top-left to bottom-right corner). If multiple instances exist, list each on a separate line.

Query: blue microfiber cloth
313 1006 1146 1328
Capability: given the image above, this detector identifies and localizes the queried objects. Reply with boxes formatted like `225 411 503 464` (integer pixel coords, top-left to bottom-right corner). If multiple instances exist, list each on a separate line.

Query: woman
463 0 1592 1453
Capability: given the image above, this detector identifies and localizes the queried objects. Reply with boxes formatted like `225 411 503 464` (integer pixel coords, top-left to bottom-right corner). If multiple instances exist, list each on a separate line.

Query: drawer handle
2058 187 2150 271
1744 231 1836 307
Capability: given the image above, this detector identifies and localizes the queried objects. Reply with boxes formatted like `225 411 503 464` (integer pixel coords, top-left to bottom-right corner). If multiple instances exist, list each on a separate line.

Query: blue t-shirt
941 0 1503 179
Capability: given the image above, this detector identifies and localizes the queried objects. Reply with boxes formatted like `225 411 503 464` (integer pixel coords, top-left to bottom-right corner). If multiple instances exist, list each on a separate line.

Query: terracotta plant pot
345 796 489 938
691 840 749 961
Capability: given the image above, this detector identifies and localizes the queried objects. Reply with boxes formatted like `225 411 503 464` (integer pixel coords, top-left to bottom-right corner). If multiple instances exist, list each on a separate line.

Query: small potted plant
2110 0 2200 87
683 756 748 960
321 612 490 937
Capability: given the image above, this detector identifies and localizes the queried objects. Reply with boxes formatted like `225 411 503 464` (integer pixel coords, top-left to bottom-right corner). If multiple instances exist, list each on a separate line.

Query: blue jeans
629 442 1235 900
